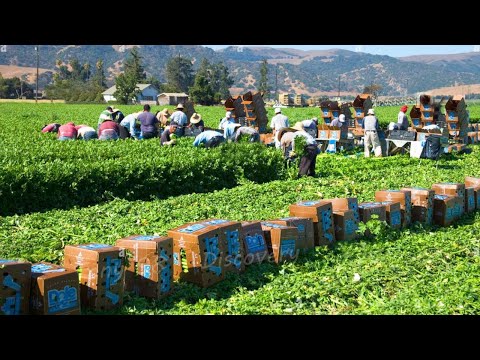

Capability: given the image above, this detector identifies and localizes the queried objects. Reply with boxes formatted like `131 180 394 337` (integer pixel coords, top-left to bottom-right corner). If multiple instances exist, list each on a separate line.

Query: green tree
259 59 269 99
212 63 233 101
113 47 146 104
0 73 8 98
93 60 106 88
189 58 215 105
69 58 83 81
165 55 194 93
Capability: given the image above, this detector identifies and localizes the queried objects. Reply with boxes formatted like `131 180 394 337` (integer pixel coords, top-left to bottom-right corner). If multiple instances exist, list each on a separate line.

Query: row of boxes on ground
3 178 480 314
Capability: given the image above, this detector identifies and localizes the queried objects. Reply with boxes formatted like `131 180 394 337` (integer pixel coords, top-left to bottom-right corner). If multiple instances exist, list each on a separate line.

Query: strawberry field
1 103 480 314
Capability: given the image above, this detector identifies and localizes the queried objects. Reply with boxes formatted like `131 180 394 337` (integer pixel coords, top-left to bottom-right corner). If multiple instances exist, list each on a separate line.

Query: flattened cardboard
30 262 80 315
116 235 173 299
0 260 31 315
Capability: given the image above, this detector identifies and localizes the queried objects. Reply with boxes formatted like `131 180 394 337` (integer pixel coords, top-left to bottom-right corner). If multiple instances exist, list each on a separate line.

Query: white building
157 92 189 106
102 84 159 104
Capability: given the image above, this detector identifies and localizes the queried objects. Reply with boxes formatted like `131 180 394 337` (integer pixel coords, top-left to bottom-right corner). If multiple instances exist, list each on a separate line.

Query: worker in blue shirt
193 130 226 148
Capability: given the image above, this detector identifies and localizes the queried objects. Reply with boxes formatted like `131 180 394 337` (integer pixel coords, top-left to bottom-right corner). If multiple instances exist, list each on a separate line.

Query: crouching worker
98 119 120 140
119 112 142 139
280 122 319 178
57 122 77 141
160 123 178 146
42 123 61 133
193 130 225 148
75 125 98 140
224 123 260 143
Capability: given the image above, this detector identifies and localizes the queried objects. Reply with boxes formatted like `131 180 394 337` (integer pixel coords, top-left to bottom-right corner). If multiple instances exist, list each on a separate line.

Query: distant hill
1 45 479 96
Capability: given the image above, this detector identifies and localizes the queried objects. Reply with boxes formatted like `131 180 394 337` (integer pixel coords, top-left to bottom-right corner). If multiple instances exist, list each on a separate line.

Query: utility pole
275 64 278 102
338 75 341 98
35 45 39 104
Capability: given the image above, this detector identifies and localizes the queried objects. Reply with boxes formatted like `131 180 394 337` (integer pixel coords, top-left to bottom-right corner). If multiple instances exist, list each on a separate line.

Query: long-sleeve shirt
193 130 224 146
219 117 234 130
270 114 289 131
120 114 140 138
160 128 175 145
292 131 317 148
397 111 408 130
301 119 316 129
362 115 379 131
42 123 60 133
234 126 258 142
98 110 113 128
224 123 239 140
170 111 188 126
330 118 342 128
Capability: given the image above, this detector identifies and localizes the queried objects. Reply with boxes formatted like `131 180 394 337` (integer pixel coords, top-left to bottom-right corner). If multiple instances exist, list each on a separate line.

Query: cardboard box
317 129 329 139
261 222 299 263
378 201 402 229
168 219 244 287
64 243 125 311
465 187 476 213
0 259 31 315
241 221 269 264
431 182 465 215
358 202 387 223
375 190 412 227
270 217 315 251
325 197 360 223
401 187 434 225
30 262 80 315
473 186 480 210
333 210 358 241
115 235 173 299
329 129 341 140
433 195 463 226
465 176 480 188
289 200 335 246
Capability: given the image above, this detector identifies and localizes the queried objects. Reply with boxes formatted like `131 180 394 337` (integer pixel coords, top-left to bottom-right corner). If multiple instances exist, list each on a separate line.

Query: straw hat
176 103 184 110
160 108 171 117
190 113 202 124
276 127 296 142
292 122 305 131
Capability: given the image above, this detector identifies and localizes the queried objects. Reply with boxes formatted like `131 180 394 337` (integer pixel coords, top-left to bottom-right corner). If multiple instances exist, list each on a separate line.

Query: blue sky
203 45 478 57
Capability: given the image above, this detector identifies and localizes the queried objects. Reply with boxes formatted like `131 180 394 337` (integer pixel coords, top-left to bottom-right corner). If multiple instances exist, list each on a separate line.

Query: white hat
292 122 304 131
274 107 281 114
367 108 375 115
339 114 346 122
226 111 232 118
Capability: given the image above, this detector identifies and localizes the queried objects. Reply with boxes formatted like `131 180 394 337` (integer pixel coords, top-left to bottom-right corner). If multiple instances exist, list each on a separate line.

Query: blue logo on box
47 285 78 314
1 275 21 315
31 264 66 273
345 220 358 235
173 253 179 266
179 224 206 233
299 200 321 206
204 237 222 276
143 264 151 279
202 219 229 226
390 211 401 226
226 230 241 269
132 235 157 241
280 239 296 258
104 256 123 305
78 243 111 250
245 234 266 254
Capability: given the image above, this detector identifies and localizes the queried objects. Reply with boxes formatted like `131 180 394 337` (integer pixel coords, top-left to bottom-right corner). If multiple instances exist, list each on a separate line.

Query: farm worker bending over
42 123 61 133
98 107 114 130
189 113 205 133
301 117 318 138
160 123 178 146
234 126 260 143
362 108 382 157
218 111 235 130
119 112 142 139
170 103 188 137
224 122 242 141
193 130 225 148
270 107 289 149
111 108 125 124
98 120 120 140
57 122 77 141
75 125 98 140
138 104 159 139
155 108 171 130
290 122 319 178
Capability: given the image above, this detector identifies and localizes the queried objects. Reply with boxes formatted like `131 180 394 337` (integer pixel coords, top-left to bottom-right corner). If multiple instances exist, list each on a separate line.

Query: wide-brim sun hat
276 127 296 142
190 113 202 124
176 104 184 110
292 122 305 131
